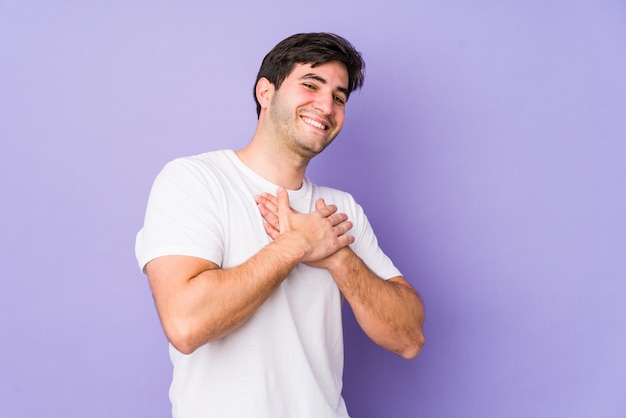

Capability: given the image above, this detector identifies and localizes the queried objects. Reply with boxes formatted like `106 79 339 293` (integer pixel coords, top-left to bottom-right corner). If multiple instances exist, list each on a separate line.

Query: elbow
163 318 204 355
161 308 236 354
170 338 198 356
398 331 425 360
399 344 422 360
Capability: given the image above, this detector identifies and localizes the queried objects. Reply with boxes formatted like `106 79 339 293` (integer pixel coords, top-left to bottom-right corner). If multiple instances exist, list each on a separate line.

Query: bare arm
256 193 425 359
317 249 425 359
146 188 354 354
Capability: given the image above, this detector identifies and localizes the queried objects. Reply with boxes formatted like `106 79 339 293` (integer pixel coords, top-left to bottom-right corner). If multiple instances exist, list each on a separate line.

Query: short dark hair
253 32 366 117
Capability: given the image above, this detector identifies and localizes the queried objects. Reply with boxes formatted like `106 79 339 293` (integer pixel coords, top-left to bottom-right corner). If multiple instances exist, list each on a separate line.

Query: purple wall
2 2 625 417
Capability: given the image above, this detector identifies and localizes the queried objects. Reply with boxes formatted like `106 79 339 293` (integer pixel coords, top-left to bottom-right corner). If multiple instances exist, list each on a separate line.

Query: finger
276 187 290 212
256 193 279 215
316 204 338 219
257 202 280 231
334 220 353 236
276 187 291 232
262 219 280 240
336 233 355 247
315 197 326 211
327 212 349 227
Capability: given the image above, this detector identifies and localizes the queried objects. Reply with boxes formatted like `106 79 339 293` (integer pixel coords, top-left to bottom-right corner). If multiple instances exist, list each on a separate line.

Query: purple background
2 1 625 417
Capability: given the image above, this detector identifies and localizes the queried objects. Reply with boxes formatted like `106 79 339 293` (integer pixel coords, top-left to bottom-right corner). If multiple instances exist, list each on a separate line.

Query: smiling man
135 32 425 418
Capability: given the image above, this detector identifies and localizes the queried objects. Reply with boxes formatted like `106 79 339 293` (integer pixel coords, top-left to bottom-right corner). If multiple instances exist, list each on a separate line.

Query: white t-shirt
136 150 401 418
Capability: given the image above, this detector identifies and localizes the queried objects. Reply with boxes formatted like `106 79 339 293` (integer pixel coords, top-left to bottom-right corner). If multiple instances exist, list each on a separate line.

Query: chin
301 141 332 157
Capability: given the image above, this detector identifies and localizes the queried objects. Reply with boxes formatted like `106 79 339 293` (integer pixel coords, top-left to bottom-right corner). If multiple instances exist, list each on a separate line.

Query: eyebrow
300 73 349 96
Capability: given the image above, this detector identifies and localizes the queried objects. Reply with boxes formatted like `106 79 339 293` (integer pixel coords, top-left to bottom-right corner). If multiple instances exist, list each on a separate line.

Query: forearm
327 248 425 359
148 234 306 354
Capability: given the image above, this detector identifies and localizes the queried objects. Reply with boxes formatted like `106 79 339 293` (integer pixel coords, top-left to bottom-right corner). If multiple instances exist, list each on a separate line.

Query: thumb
276 188 292 233
276 187 291 215
315 197 326 210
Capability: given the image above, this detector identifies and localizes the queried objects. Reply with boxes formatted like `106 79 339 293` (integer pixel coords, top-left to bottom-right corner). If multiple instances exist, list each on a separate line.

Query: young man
136 32 425 418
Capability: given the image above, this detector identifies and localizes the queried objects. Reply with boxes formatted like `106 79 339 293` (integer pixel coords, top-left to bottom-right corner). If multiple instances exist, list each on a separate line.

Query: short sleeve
135 158 225 272
349 198 403 281
311 186 402 281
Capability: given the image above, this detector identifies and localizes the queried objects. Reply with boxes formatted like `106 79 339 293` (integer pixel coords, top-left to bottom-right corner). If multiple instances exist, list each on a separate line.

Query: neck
235 131 310 190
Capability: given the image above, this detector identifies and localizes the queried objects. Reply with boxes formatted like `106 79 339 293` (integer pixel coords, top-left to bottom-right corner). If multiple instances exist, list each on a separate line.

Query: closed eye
334 95 346 105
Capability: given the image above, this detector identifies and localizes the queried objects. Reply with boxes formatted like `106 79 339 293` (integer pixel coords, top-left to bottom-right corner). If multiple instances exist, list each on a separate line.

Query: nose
313 93 334 115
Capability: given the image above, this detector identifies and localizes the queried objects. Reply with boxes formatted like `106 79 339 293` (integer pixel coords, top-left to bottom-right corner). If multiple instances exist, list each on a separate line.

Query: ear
255 77 274 111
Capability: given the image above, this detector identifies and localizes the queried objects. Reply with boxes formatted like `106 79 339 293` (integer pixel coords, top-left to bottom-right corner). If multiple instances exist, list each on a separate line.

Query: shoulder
163 149 234 172
309 182 359 209
156 150 237 185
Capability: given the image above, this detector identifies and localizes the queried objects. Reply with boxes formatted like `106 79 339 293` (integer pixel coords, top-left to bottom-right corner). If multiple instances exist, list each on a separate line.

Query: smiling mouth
302 116 328 131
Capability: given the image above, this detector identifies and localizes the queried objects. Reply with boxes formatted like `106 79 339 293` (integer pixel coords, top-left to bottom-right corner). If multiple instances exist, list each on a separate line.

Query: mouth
301 116 329 131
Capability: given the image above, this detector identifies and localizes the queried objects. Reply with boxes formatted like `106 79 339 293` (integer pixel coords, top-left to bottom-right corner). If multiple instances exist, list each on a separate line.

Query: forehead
287 61 349 88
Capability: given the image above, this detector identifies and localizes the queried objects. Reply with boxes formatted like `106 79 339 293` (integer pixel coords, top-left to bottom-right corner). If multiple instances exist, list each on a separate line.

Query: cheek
334 110 345 128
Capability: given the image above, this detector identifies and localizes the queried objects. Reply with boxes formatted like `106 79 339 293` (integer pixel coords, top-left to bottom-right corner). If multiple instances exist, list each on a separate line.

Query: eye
302 82 317 90
334 95 346 105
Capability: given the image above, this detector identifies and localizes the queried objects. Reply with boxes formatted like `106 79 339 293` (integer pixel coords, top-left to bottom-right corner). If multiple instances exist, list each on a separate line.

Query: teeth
302 117 327 130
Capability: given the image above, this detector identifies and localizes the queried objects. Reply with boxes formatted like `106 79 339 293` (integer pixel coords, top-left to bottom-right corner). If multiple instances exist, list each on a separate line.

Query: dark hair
253 32 365 117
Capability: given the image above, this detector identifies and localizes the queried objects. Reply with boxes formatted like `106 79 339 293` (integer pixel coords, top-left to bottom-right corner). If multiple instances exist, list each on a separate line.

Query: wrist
325 247 354 273
273 232 309 263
